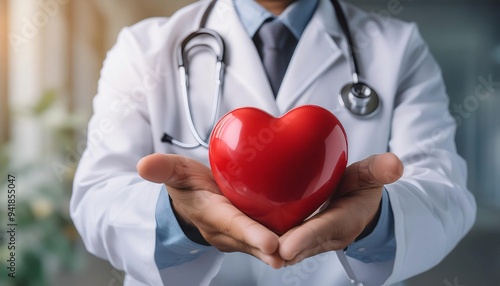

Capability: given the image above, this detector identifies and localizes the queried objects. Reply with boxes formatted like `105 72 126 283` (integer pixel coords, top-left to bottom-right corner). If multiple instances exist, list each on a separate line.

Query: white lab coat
70 0 476 285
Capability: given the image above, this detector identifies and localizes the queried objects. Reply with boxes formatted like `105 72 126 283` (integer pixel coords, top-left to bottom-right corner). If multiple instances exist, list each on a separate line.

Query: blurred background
0 0 498 285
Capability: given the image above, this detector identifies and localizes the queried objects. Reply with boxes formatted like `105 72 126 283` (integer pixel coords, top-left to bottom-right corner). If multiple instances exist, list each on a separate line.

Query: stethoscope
161 0 380 149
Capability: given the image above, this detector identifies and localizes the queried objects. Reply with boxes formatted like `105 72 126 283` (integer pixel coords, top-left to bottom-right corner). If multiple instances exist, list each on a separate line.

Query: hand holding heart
137 154 285 269
137 152 403 268
138 105 402 267
279 153 403 266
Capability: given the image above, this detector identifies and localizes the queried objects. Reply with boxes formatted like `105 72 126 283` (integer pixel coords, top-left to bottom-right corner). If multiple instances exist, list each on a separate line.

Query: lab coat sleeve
373 24 477 285
70 22 213 285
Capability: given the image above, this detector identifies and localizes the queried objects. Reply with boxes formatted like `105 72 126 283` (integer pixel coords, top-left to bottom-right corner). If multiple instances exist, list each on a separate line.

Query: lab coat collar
276 0 345 112
207 0 346 116
209 0 280 116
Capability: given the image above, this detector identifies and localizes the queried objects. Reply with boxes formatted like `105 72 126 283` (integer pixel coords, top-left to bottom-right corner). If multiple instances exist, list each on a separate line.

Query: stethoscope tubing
164 0 379 150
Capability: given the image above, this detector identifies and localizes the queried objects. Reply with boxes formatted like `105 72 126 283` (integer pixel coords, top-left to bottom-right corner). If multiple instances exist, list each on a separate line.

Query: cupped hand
137 153 284 268
278 153 404 265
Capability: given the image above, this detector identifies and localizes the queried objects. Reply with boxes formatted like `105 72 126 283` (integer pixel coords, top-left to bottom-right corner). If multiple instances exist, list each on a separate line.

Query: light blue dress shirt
155 0 396 269
233 0 317 39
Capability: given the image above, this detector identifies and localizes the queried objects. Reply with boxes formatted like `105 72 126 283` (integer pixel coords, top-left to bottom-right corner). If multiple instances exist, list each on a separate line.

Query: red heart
209 105 348 234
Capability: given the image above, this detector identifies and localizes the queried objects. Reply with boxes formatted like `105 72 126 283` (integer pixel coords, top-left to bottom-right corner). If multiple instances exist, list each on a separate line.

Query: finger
369 152 404 184
199 201 284 268
211 233 284 269
137 153 182 184
338 153 403 195
137 153 210 189
202 203 280 255
279 206 351 262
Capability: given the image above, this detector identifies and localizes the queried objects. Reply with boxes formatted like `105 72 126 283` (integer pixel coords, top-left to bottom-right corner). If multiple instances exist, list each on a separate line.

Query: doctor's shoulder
122 0 209 42
109 1 210 65
341 1 427 52
339 1 435 86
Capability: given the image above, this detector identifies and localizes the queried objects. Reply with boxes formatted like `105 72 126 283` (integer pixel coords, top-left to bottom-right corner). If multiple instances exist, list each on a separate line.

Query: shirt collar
233 0 319 39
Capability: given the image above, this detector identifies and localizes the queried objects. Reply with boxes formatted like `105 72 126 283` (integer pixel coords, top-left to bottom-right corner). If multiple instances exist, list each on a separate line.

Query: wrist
169 195 210 246
356 194 383 241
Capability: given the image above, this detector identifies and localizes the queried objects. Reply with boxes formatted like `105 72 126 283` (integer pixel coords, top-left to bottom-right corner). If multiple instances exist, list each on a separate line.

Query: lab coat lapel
208 0 280 116
277 0 346 113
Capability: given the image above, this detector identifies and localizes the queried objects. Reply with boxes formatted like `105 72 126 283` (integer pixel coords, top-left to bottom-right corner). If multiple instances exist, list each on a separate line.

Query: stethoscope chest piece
340 82 380 117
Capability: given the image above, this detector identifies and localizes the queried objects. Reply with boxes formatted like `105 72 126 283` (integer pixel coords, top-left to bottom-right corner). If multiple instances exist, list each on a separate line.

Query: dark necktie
254 20 298 97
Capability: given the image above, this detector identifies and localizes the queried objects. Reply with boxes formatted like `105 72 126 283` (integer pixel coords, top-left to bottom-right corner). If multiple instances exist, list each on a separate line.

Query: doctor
70 0 476 285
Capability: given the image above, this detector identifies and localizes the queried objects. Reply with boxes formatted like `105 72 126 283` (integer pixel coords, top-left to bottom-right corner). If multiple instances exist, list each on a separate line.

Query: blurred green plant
0 90 86 286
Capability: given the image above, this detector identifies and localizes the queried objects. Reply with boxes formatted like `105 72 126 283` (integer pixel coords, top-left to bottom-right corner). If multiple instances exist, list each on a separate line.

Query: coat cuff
345 189 396 263
154 186 212 269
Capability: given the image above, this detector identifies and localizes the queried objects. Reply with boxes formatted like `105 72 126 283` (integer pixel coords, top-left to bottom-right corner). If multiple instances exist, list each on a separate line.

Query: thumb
338 153 404 194
137 153 201 188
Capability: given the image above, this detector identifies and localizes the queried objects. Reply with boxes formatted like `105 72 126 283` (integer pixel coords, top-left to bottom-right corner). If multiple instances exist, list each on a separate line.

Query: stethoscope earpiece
339 81 380 117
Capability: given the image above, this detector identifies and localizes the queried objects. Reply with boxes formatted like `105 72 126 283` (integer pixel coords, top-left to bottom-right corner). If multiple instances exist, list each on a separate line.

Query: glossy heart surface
209 105 348 234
